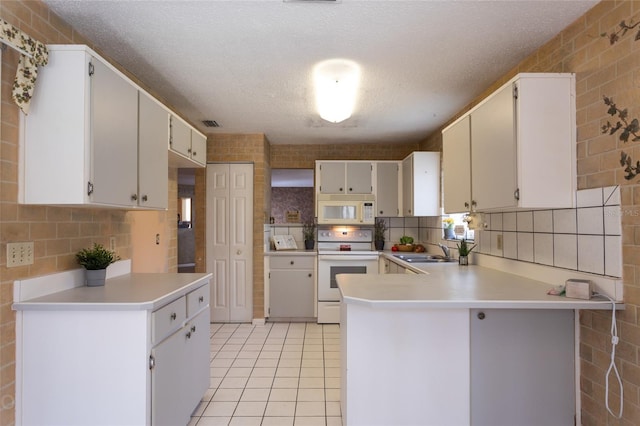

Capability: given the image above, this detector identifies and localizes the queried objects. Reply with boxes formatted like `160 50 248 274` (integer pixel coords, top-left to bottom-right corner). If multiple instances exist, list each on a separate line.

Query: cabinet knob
187 148 192 154
131 194 138 201
339 187 343 192
191 325 196 333
141 195 148 202
199 296 204 303
477 312 486 320
379 210 383 214
290 261 294 265
192 151 197 157
170 312 177 321
349 187 353 192
464 202 469 208
186 331 192 339
308 273 312 277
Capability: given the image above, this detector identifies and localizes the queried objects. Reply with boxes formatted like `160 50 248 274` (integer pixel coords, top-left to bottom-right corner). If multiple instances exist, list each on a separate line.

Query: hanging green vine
601 19 640 44
602 96 640 180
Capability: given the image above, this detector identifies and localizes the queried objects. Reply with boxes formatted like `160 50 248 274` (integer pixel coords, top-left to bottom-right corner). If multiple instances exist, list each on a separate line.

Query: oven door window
330 265 367 288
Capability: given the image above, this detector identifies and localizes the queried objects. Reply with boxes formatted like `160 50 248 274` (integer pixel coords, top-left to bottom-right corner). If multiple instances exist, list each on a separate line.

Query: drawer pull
191 325 196 333
199 296 204 303
186 331 192 339
170 312 177 321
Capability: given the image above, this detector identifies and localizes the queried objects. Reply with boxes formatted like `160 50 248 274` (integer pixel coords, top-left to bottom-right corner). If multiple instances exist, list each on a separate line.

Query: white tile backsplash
577 187 603 207
603 186 620 206
604 206 622 235
553 209 577 234
503 212 517 232
533 210 553 233
516 211 533 232
554 234 577 270
503 232 518 259
517 233 534 262
534 233 554 266
577 207 603 235
605 235 622 277
577 235 605 275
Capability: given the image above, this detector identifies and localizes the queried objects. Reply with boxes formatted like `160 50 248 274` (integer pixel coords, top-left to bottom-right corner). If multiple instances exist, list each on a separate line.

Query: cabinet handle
141 195 148 202
464 202 469 208
186 331 192 339
477 312 486 320
170 312 177 320
191 325 196 333
131 194 138 201
199 296 204 303
514 188 520 201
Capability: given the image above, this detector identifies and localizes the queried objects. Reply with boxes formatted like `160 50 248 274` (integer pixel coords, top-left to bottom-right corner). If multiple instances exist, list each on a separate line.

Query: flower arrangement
442 217 455 229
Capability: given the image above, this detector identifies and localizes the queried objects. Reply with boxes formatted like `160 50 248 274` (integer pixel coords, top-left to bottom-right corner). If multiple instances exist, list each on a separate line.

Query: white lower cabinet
268 255 315 319
15 278 210 426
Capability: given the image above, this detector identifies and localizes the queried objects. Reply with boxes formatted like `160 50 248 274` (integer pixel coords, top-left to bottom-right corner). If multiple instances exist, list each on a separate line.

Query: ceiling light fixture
313 59 360 123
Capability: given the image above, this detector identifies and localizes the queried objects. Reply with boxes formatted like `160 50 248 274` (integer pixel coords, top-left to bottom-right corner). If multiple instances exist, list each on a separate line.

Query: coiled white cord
593 293 623 419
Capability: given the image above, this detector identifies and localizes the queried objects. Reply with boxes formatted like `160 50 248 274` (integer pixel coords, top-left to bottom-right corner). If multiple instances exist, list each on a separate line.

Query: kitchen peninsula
338 262 621 426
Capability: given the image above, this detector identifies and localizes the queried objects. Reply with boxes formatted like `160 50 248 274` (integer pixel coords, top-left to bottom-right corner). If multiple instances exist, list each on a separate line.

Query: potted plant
456 239 476 266
442 217 455 240
76 243 119 286
302 221 316 250
374 218 387 251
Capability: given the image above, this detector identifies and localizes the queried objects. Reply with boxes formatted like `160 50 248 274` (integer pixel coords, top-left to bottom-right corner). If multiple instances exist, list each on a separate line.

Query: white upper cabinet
316 161 373 195
375 161 401 217
442 73 576 213
402 152 440 217
169 114 207 168
442 116 471 213
138 93 169 209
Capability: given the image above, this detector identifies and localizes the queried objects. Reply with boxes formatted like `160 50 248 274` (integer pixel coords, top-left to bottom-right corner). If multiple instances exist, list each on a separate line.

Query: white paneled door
206 163 254 322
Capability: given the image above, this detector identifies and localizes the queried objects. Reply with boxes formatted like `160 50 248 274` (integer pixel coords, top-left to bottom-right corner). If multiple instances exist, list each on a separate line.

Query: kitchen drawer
187 283 210 317
270 256 315 270
152 296 186 343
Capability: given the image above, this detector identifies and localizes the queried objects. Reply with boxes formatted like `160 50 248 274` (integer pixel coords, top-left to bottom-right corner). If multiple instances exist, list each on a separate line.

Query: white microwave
317 194 375 225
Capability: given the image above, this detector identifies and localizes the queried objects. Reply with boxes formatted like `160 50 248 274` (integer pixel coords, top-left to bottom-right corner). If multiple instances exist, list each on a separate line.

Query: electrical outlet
496 234 503 251
7 242 34 267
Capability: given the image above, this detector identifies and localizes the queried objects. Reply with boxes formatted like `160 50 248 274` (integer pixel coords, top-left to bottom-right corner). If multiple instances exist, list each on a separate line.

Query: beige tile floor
188 322 343 426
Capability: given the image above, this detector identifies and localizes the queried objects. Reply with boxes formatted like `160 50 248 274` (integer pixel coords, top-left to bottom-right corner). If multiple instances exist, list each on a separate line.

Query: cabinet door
318 162 346 194
170 115 192 158
402 156 413 216
90 57 138 206
138 93 169 209
375 162 400 216
442 116 471 213
346 162 373 194
470 309 575 426
151 328 188 426
471 84 517 210
269 269 315 318
184 310 210 415
190 131 207 166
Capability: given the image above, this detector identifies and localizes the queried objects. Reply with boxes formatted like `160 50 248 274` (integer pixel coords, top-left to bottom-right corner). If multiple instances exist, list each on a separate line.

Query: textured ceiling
44 0 598 145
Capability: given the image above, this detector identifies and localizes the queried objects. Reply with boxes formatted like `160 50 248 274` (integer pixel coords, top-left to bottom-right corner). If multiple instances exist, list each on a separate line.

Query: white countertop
265 250 317 256
338 264 618 310
13 272 212 311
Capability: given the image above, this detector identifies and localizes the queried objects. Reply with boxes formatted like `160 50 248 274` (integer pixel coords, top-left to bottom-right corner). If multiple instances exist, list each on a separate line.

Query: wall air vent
202 120 220 128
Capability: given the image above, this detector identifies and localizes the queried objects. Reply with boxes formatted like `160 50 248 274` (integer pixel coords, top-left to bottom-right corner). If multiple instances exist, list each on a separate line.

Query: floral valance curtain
0 18 48 114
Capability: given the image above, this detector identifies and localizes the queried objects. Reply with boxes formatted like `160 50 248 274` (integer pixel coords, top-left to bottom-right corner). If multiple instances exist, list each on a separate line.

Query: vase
304 240 315 250
85 268 107 286
444 227 455 240
374 240 385 251
459 255 468 266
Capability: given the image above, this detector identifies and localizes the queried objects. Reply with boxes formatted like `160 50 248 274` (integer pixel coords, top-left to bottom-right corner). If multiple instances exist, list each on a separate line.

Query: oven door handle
318 255 379 262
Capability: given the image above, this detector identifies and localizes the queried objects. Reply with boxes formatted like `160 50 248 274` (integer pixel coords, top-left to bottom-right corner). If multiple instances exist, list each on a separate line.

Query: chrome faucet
438 243 450 259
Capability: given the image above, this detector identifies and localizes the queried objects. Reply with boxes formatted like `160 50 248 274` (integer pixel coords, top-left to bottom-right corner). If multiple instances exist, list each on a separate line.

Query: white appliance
317 194 375 225
317 227 378 323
